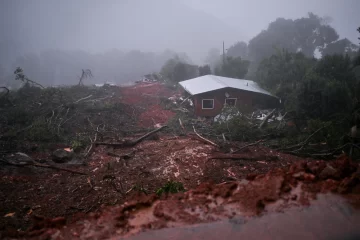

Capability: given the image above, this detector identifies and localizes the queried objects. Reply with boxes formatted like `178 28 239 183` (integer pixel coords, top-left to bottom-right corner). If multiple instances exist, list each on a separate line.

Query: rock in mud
319 164 338 180
52 149 74 163
7 152 34 165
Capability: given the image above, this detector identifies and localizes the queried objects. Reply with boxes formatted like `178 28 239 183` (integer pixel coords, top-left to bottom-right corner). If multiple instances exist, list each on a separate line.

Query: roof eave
179 83 195 95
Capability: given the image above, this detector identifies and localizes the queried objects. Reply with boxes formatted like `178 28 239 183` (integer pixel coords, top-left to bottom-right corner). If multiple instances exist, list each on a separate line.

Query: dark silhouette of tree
256 48 357 119
215 57 250 79
160 57 198 83
226 41 248 59
14 67 44 88
198 65 211 76
248 13 339 64
78 69 93 85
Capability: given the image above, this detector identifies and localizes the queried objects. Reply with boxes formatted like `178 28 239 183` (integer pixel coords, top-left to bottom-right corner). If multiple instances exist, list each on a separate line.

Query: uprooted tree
78 69 93 85
14 67 44 88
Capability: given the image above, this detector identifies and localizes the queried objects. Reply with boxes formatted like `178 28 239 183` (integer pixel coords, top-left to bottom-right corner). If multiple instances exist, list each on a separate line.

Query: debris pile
0 85 137 154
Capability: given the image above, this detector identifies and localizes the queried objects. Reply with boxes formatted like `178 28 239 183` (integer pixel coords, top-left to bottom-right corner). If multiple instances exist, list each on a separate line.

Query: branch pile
0 85 144 155
171 107 358 160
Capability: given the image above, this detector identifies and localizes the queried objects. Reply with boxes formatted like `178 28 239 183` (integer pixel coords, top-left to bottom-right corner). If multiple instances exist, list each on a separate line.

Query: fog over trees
0 0 359 87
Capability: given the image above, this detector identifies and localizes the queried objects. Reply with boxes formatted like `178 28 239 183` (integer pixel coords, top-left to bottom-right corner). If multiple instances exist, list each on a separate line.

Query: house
179 75 279 117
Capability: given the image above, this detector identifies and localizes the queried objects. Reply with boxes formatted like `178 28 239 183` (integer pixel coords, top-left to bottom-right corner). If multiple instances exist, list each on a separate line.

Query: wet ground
0 135 308 235
1 82 360 239
127 194 360 240
2 154 360 239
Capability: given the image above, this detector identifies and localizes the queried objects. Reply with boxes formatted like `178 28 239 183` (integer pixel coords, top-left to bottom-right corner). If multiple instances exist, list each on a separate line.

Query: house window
202 99 214 109
225 98 237 106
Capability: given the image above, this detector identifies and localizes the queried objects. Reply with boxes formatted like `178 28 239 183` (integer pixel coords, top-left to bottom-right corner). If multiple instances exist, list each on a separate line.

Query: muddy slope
3 155 360 239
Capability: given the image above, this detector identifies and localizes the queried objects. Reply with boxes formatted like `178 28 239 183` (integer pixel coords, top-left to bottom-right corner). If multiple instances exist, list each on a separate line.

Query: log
222 133 226 142
209 153 278 161
232 140 263 153
259 109 276 129
73 94 93 104
84 133 97 157
0 159 87 175
276 112 288 129
193 126 219 147
179 118 186 132
95 125 167 148
278 124 330 151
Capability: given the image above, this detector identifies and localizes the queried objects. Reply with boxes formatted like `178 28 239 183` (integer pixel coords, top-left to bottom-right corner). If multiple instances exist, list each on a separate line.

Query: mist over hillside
1 0 241 62
0 0 359 86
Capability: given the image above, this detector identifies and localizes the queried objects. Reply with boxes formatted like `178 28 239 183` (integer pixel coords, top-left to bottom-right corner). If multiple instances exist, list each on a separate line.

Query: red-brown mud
2 154 359 239
120 82 178 127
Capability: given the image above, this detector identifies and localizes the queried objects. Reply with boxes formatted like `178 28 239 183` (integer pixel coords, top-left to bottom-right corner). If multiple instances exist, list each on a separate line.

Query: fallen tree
192 125 219 147
258 109 276 129
0 158 87 175
209 153 279 161
169 107 358 160
95 125 168 148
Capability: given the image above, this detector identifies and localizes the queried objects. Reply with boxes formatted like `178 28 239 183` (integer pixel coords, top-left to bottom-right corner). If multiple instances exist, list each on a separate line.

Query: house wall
192 88 278 117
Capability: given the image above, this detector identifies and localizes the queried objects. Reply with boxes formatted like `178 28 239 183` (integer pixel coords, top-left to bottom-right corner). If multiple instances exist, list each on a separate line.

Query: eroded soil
0 135 309 234
2 154 360 239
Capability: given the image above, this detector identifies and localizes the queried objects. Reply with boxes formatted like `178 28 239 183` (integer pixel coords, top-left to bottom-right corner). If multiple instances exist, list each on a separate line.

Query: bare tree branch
193 125 219 147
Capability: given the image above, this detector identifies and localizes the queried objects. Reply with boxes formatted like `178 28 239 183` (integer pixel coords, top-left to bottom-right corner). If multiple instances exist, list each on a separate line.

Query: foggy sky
184 0 360 44
1 0 359 64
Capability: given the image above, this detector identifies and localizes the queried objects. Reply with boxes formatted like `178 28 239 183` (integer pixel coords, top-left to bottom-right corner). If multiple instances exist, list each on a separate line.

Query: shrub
156 181 185 196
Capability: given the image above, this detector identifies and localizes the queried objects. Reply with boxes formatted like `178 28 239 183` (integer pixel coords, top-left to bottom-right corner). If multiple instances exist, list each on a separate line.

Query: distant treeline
0 49 191 88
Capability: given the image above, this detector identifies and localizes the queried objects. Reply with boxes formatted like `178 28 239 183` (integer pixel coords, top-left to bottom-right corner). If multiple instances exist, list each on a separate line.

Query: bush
213 107 262 141
166 111 196 135
27 117 61 142
156 181 185 196
71 139 84 152
307 118 349 148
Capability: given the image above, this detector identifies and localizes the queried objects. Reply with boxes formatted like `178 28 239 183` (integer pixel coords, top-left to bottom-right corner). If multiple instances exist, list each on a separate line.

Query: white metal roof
179 75 274 97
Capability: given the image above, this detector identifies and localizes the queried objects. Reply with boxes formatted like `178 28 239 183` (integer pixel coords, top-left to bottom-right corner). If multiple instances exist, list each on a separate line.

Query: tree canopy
214 57 250 79
198 65 211 76
160 57 199 83
248 13 339 64
226 41 248 59
256 49 358 120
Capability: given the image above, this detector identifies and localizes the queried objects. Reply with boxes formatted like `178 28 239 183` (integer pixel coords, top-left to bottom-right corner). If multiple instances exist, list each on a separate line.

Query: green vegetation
156 181 185 196
215 56 250 79
164 20 360 156
256 48 359 121
160 57 200 83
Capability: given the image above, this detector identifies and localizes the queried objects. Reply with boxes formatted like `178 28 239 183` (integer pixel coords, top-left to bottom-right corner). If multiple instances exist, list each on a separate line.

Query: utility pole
222 41 225 66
